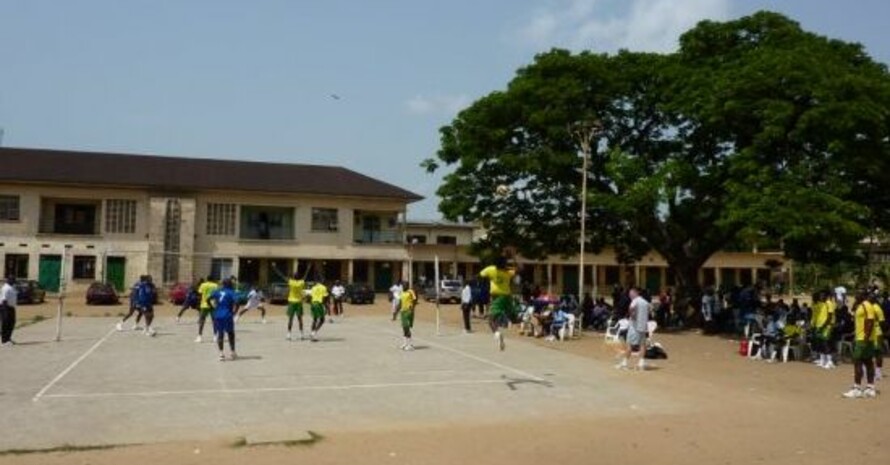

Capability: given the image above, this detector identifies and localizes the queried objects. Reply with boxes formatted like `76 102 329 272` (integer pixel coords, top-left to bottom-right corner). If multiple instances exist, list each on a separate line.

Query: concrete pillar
178 198 196 281
634 264 641 287
347 259 354 283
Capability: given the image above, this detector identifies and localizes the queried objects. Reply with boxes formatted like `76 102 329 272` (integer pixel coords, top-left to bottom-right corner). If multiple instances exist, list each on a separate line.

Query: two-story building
0 147 422 294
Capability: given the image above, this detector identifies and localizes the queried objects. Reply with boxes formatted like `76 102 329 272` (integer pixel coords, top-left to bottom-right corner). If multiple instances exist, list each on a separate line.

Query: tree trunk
670 262 703 329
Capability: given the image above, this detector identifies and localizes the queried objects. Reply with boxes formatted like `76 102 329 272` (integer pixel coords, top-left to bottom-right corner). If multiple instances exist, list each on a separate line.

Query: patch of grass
0 443 129 456
231 431 324 449
282 431 324 447
15 314 48 329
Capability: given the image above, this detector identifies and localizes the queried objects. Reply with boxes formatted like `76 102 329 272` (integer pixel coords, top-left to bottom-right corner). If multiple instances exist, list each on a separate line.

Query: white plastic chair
605 318 629 343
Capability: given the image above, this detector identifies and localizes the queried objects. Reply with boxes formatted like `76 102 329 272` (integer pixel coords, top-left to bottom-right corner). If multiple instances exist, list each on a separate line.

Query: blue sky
1 0 888 220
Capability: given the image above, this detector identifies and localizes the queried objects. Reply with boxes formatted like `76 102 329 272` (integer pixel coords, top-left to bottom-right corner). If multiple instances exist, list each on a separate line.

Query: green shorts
489 295 516 319
310 303 325 320
400 311 414 329
200 307 212 318
287 302 304 317
852 341 875 361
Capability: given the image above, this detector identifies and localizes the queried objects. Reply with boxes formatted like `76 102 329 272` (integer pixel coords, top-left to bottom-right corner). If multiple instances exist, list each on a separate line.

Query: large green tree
424 11 890 315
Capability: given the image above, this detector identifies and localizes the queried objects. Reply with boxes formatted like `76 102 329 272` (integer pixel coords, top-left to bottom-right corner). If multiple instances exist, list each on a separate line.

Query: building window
436 235 457 245
407 234 427 244
206 203 236 236
210 258 233 281
72 256 96 280
240 205 294 240
311 208 339 232
0 195 20 221
53 203 99 235
4 254 28 279
105 199 137 233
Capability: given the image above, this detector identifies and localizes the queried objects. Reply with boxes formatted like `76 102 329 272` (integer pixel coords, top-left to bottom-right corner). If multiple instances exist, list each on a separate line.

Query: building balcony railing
353 230 402 245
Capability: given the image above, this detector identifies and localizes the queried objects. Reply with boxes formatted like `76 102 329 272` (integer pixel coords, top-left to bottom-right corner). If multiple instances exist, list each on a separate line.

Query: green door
374 262 392 292
39 255 62 292
562 265 579 296
645 267 662 294
105 256 126 292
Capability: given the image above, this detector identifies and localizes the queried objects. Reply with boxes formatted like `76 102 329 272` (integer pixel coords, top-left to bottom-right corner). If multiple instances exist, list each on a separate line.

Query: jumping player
479 251 519 351
309 280 329 342
843 292 876 398
399 281 417 350
176 279 202 323
235 285 267 324
116 277 145 332
195 278 218 343
208 278 238 361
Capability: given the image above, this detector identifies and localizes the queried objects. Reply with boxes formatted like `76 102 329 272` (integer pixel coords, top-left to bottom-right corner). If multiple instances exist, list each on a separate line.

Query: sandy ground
2 296 887 465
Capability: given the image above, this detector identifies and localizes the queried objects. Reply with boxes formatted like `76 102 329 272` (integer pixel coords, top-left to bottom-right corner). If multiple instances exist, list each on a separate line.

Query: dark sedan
86 282 120 305
345 283 375 304
266 282 289 305
14 280 46 304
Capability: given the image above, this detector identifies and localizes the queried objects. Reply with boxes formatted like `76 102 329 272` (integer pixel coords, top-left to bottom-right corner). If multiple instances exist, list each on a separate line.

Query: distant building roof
407 220 478 229
0 147 423 201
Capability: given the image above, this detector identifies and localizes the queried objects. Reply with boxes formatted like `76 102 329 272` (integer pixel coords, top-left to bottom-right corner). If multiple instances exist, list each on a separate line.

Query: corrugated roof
0 147 423 201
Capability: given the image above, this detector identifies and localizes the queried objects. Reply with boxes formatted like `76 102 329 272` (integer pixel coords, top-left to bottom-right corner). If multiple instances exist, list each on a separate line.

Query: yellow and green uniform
812 299 834 340
287 278 306 317
853 302 876 361
480 265 516 320
869 301 884 349
198 281 219 316
400 288 417 328
310 283 328 319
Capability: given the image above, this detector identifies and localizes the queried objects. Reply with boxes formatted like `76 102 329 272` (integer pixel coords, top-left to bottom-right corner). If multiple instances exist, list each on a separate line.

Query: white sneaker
131 324 142 331
842 386 863 398
218 353 225 362
233 315 240 323
115 322 123 332
875 369 883 381
310 331 317 342
146 328 156 337
1 341 13 347
399 342 408 350
286 332 292 341
615 360 629 370
175 317 181 324
195 335 203 343
404 344 415 351
230 352 238 361
863 387 877 398
823 361 837 370
300 331 305 341
261 318 267 324
637 359 647 371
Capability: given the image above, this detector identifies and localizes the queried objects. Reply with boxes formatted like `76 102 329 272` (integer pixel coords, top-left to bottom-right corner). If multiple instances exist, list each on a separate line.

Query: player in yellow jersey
399 282 418 351
479 251 520 351
272 264 311 341
308 281 329 342
810 291 836 369
195 278 219 343
842 292 876 398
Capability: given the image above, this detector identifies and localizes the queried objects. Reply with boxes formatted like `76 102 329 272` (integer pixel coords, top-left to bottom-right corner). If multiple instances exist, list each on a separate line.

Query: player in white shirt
0 277 18 346
330 281 346 321
235 286 267 324
389 282 403 321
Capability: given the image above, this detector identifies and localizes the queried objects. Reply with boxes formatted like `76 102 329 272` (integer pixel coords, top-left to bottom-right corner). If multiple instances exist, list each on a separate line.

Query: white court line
350 319 546 383
414 336 546 382
40 379 505 400
32 327 117 402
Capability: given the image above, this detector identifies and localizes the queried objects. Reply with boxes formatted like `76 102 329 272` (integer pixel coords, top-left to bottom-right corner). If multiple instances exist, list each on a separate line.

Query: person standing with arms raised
479 250 519 351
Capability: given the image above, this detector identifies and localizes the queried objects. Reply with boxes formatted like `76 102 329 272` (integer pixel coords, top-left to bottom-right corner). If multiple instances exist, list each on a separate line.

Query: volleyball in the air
495 184 510 197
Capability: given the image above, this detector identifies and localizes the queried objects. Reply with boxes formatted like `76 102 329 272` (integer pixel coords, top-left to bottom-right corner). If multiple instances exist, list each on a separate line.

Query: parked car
266 282 289 305
168 282 191 305
86 282 120 305
14 280 46 304
423 279 463 304
345 283 375 304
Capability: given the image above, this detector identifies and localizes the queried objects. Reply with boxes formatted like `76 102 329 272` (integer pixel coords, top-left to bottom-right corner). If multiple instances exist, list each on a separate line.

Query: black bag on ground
645 343 668 359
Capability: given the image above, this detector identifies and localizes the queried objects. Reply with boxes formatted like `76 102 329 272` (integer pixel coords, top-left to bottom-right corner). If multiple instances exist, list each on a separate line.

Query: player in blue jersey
209 278 238 361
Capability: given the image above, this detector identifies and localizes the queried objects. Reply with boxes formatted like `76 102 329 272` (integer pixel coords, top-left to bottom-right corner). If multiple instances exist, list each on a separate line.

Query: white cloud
519 0 731 53
405 94 470 116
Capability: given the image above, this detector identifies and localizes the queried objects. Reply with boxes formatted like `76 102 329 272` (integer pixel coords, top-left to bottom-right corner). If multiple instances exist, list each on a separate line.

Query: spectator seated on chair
754 310 783 362
547 307 569 341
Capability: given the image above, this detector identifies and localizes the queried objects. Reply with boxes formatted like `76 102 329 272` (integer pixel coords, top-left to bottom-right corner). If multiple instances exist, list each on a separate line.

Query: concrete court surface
0 314 680 450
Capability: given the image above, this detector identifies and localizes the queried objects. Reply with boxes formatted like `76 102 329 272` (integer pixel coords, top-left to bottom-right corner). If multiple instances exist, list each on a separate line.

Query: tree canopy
423 11 890 309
